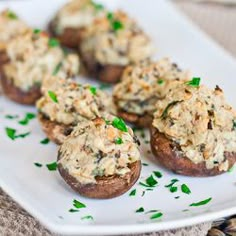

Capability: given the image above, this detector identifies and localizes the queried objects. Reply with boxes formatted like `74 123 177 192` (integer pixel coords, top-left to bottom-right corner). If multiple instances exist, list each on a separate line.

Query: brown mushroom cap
57 157 141 199
38 113 73 145
150 126 236 177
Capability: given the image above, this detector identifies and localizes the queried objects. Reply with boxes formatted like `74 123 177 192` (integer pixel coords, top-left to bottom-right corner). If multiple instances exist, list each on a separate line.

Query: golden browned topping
58 117 140 184
113 58 191 115
153 83 236 171
37 77 115 125
51 0 106 35
3 30 79 91
0 9 29 45
80 10 154 66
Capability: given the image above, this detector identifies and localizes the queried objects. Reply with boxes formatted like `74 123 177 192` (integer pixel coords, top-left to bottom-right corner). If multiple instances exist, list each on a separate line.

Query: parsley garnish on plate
73 199 86 209
232 120 236 130
5 127 30 140
69 209 79 213
112 117 128 132
81 215 94 220
189 197 212 207
53 61 63 75
46 162 58 171
48 91 58 103
18 113 36 125
150 212 163 220
40 138 50 144
165 179 179 193
185 77 201 88
5 114 19 119
90 86 97 95
115 137 123 144
34 163 42 167
142 163 149 166
153 171 162 178
136 207 144 213
181 184 191 195
48 38 60 47
129 189 136 196
33 29 41 34
91 0 104 10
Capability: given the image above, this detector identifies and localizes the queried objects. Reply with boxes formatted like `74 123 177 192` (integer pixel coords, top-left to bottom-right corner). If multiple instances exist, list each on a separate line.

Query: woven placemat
1 1 236 235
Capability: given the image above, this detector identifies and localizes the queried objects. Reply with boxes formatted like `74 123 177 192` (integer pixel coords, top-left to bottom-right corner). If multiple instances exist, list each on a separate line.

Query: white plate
0 0 236 235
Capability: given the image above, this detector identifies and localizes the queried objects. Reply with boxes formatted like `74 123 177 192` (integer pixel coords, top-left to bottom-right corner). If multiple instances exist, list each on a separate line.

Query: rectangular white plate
0 0 236 235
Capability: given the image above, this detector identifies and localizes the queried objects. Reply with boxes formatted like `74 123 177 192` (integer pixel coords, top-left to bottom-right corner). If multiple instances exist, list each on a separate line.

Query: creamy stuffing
52 0 106 35
113 58 191 115
0 9 29 46
58 117 140 184
80 10 154 66
153 83 236 170
37 77 115 125
3 30 79 91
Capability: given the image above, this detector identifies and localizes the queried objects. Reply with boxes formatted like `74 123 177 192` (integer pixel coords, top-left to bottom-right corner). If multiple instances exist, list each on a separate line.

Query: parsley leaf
129 189 136 196
34 163 42 167
69 209 79 213
90 86 97 95
153 171 162 178
48 38 60 47
33 29 41 34
114 137 123 144
107 12 123 32
7 11 18 19
233 120 236 130
161 101 181 119
46 162 58 171
18 113 36 125
73 199 86 209
40 138 50 144
150 212 163 220
48 91 58 103
5 127 30 140
185 77 201 88
145 175 158 187
53 62 63 75
81 215 94 220
5 114 19 119
136 207 144 213
91 0 104 10
112 117 128 132
181 184 191 194
190 197 212 207
157 79 164 85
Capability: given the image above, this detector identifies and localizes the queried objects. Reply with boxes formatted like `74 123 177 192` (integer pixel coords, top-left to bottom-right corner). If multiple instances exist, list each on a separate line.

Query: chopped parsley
153 171 162 178
142 163 149 166
99 83 111 90
5 127 30 140
73 199 86 209
40 138 50 144
48 91 58 103
189 197 212 207
81 215 93 220
233 120 236 130
145 175 158 187
157 79 164 85
53 62 63 75
165 179 179 193
129 189 136 196
90 86 97 95
18 113 36 125
161 101 181 119
106 12 124 32
170 186 178 193
175 196 180 199
181 184 191 195
136 207 144 213
150 212 163 220
185 77 201 88
33 29 41 34
48 38 60 47
5 114 19 119
69 209 79 213
46 162 58 171
114 137 123 144
91 0 104 10
7 11 18 19
34 163 42 167
112 117 128 132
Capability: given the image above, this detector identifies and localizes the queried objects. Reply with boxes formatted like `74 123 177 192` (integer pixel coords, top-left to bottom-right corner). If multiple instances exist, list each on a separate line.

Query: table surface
0 1 236 235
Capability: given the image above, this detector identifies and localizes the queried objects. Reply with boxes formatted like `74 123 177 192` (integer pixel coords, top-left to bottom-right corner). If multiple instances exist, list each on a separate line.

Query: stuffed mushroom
150 80 236 176
0 30 79 105
113 58 191 127
49 0 106 48
37 76 115 145
79 10 154 83
58 117 141 199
